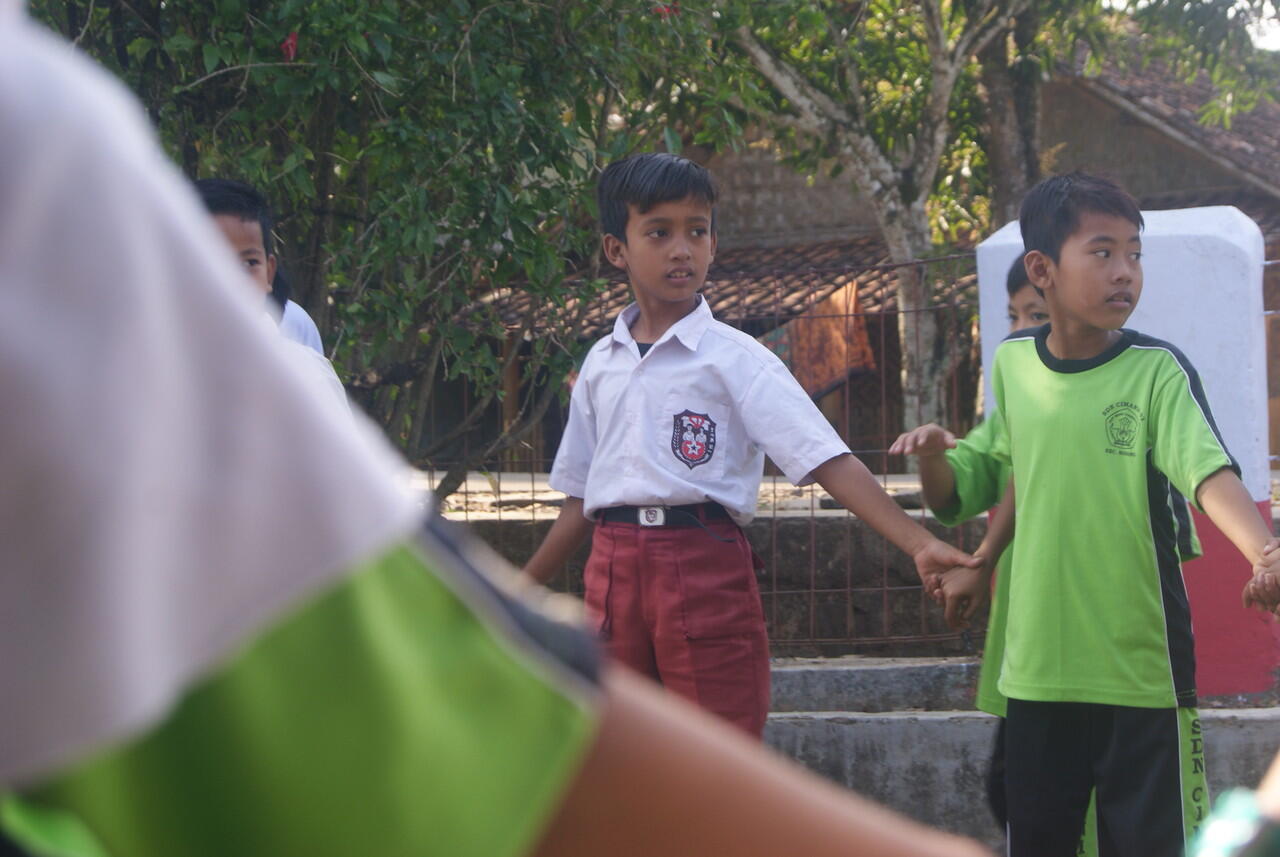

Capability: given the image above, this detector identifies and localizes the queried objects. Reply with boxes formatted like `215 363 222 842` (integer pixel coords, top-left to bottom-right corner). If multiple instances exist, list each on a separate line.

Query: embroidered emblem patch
672 409 716 469
1102 400 1142 452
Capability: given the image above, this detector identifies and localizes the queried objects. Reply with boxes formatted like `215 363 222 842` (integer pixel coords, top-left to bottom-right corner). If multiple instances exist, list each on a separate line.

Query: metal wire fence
419 246 1280 656
424 252 991 657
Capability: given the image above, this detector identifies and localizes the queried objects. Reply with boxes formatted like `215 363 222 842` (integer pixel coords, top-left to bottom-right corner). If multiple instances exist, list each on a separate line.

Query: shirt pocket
659 391 730 481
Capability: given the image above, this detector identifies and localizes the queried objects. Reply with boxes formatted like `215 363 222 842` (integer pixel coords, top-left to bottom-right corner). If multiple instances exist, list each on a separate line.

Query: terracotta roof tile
488 237 976 342
1138 188 1280 244
1063 46 1280 194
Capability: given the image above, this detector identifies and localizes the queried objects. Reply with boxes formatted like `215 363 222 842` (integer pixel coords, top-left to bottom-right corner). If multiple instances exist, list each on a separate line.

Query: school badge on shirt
672 409 716 469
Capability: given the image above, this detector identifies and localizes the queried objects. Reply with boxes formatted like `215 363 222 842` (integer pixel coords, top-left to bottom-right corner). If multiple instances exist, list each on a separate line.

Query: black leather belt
598 502 732 527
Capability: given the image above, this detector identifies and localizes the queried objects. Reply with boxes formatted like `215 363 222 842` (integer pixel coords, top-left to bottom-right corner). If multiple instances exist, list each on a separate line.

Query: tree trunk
979 11 1042 227
883 217 947 439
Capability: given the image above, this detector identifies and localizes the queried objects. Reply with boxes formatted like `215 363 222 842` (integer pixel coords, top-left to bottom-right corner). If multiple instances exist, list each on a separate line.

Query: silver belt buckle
638 506 666 527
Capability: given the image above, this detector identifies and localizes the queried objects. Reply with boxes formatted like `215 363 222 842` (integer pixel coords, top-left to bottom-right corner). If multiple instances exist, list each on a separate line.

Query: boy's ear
602 233 627 270
267 254 278 289
1023 250 1054 293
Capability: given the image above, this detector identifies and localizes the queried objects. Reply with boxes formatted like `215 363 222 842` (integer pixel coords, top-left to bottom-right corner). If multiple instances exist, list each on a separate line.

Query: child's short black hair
194 178 275 259
1006 254 1030 298
597 153 717 242
195 177 288 310
1019 171 1143 263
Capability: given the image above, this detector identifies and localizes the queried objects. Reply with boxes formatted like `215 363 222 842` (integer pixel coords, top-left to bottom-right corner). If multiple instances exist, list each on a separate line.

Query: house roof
489 54 1280 342
1139 187 1280 244
1063 49 1280 200
488 236 976 342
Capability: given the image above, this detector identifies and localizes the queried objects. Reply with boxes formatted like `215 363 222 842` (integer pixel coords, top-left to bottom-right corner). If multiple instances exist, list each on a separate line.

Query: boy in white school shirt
524 153 980 736
195 177 348 411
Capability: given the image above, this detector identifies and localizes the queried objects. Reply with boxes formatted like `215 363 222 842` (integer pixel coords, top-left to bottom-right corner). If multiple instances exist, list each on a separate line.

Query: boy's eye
692 227 707 237
647 229 667 239
1007 313 1018 325
1032 312 1049 322
1093 249 1111 259
1130 251 1143 261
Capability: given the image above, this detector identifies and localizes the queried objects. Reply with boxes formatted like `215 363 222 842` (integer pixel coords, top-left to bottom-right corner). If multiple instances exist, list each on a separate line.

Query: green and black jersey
990 325 1236 709
4 516 601 857
938 416 1201 718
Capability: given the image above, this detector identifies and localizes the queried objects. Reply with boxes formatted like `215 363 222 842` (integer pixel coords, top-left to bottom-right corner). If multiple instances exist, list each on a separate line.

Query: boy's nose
1113 258 1137 283
670 239 692 260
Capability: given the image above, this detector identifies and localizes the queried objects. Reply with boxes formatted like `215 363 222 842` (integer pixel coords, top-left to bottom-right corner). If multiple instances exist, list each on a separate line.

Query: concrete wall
703 79 1248 256
1039 81 1243 198
705 143 880 249
765 707 1280 849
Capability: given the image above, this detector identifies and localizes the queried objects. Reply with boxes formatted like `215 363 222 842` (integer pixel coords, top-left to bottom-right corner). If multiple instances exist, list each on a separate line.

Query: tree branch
911 0 1031 209
175 62 316 93
731 25 902 227
73 0 95 45
920 0 948 60
731 25 849 133
955 0 1029 64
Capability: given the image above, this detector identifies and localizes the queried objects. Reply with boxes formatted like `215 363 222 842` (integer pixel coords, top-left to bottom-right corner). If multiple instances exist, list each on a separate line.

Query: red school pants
583 515 771 737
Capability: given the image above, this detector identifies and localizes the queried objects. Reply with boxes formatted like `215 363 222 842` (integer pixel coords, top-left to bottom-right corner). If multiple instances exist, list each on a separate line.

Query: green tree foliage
972 0 1280 223
698 0 1028 433
33 0 726 497
697 0 1279 432
1126 1 1280 126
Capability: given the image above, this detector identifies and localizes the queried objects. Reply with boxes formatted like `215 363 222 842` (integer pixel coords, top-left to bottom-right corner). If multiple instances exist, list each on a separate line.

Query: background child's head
1019 172 1142 264
597 153 717 243
1006 254 1048 331
194 178 278 301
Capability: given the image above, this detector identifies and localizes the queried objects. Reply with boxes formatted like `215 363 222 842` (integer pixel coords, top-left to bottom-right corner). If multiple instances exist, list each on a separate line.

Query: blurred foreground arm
534 665 991 857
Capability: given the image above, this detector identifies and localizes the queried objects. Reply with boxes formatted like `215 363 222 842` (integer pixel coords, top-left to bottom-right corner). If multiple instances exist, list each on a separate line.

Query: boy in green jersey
892 256 1202 854
944 172 1278 857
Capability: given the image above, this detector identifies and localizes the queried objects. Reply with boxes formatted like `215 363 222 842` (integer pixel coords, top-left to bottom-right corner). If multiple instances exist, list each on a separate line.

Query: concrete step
764 708 1280 849
771 655 980 713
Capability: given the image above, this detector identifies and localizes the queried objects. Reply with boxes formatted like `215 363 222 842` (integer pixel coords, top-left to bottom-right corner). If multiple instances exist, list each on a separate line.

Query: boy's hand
912 538 982 602
888 424 957 458
1243 538 1280 611
939 560 992 630
1241 573 1279 612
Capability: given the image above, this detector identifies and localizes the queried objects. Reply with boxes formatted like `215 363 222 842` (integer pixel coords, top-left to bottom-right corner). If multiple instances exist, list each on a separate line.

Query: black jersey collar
1034 325 1137 374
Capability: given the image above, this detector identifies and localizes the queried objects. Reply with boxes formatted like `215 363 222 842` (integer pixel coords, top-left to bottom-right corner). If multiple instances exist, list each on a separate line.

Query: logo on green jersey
1102 401 1142 452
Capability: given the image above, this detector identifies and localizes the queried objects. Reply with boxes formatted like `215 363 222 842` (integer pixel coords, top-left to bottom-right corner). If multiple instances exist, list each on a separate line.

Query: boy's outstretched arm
1194 468 1280 610
887 423 958 513
532 666 992 857
523 497 593 585
809 454 981 596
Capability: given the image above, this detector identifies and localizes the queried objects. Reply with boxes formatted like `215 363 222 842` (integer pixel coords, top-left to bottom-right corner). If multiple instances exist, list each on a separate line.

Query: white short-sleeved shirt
280 299 324 354
0 16 420 783
550 297 851 525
